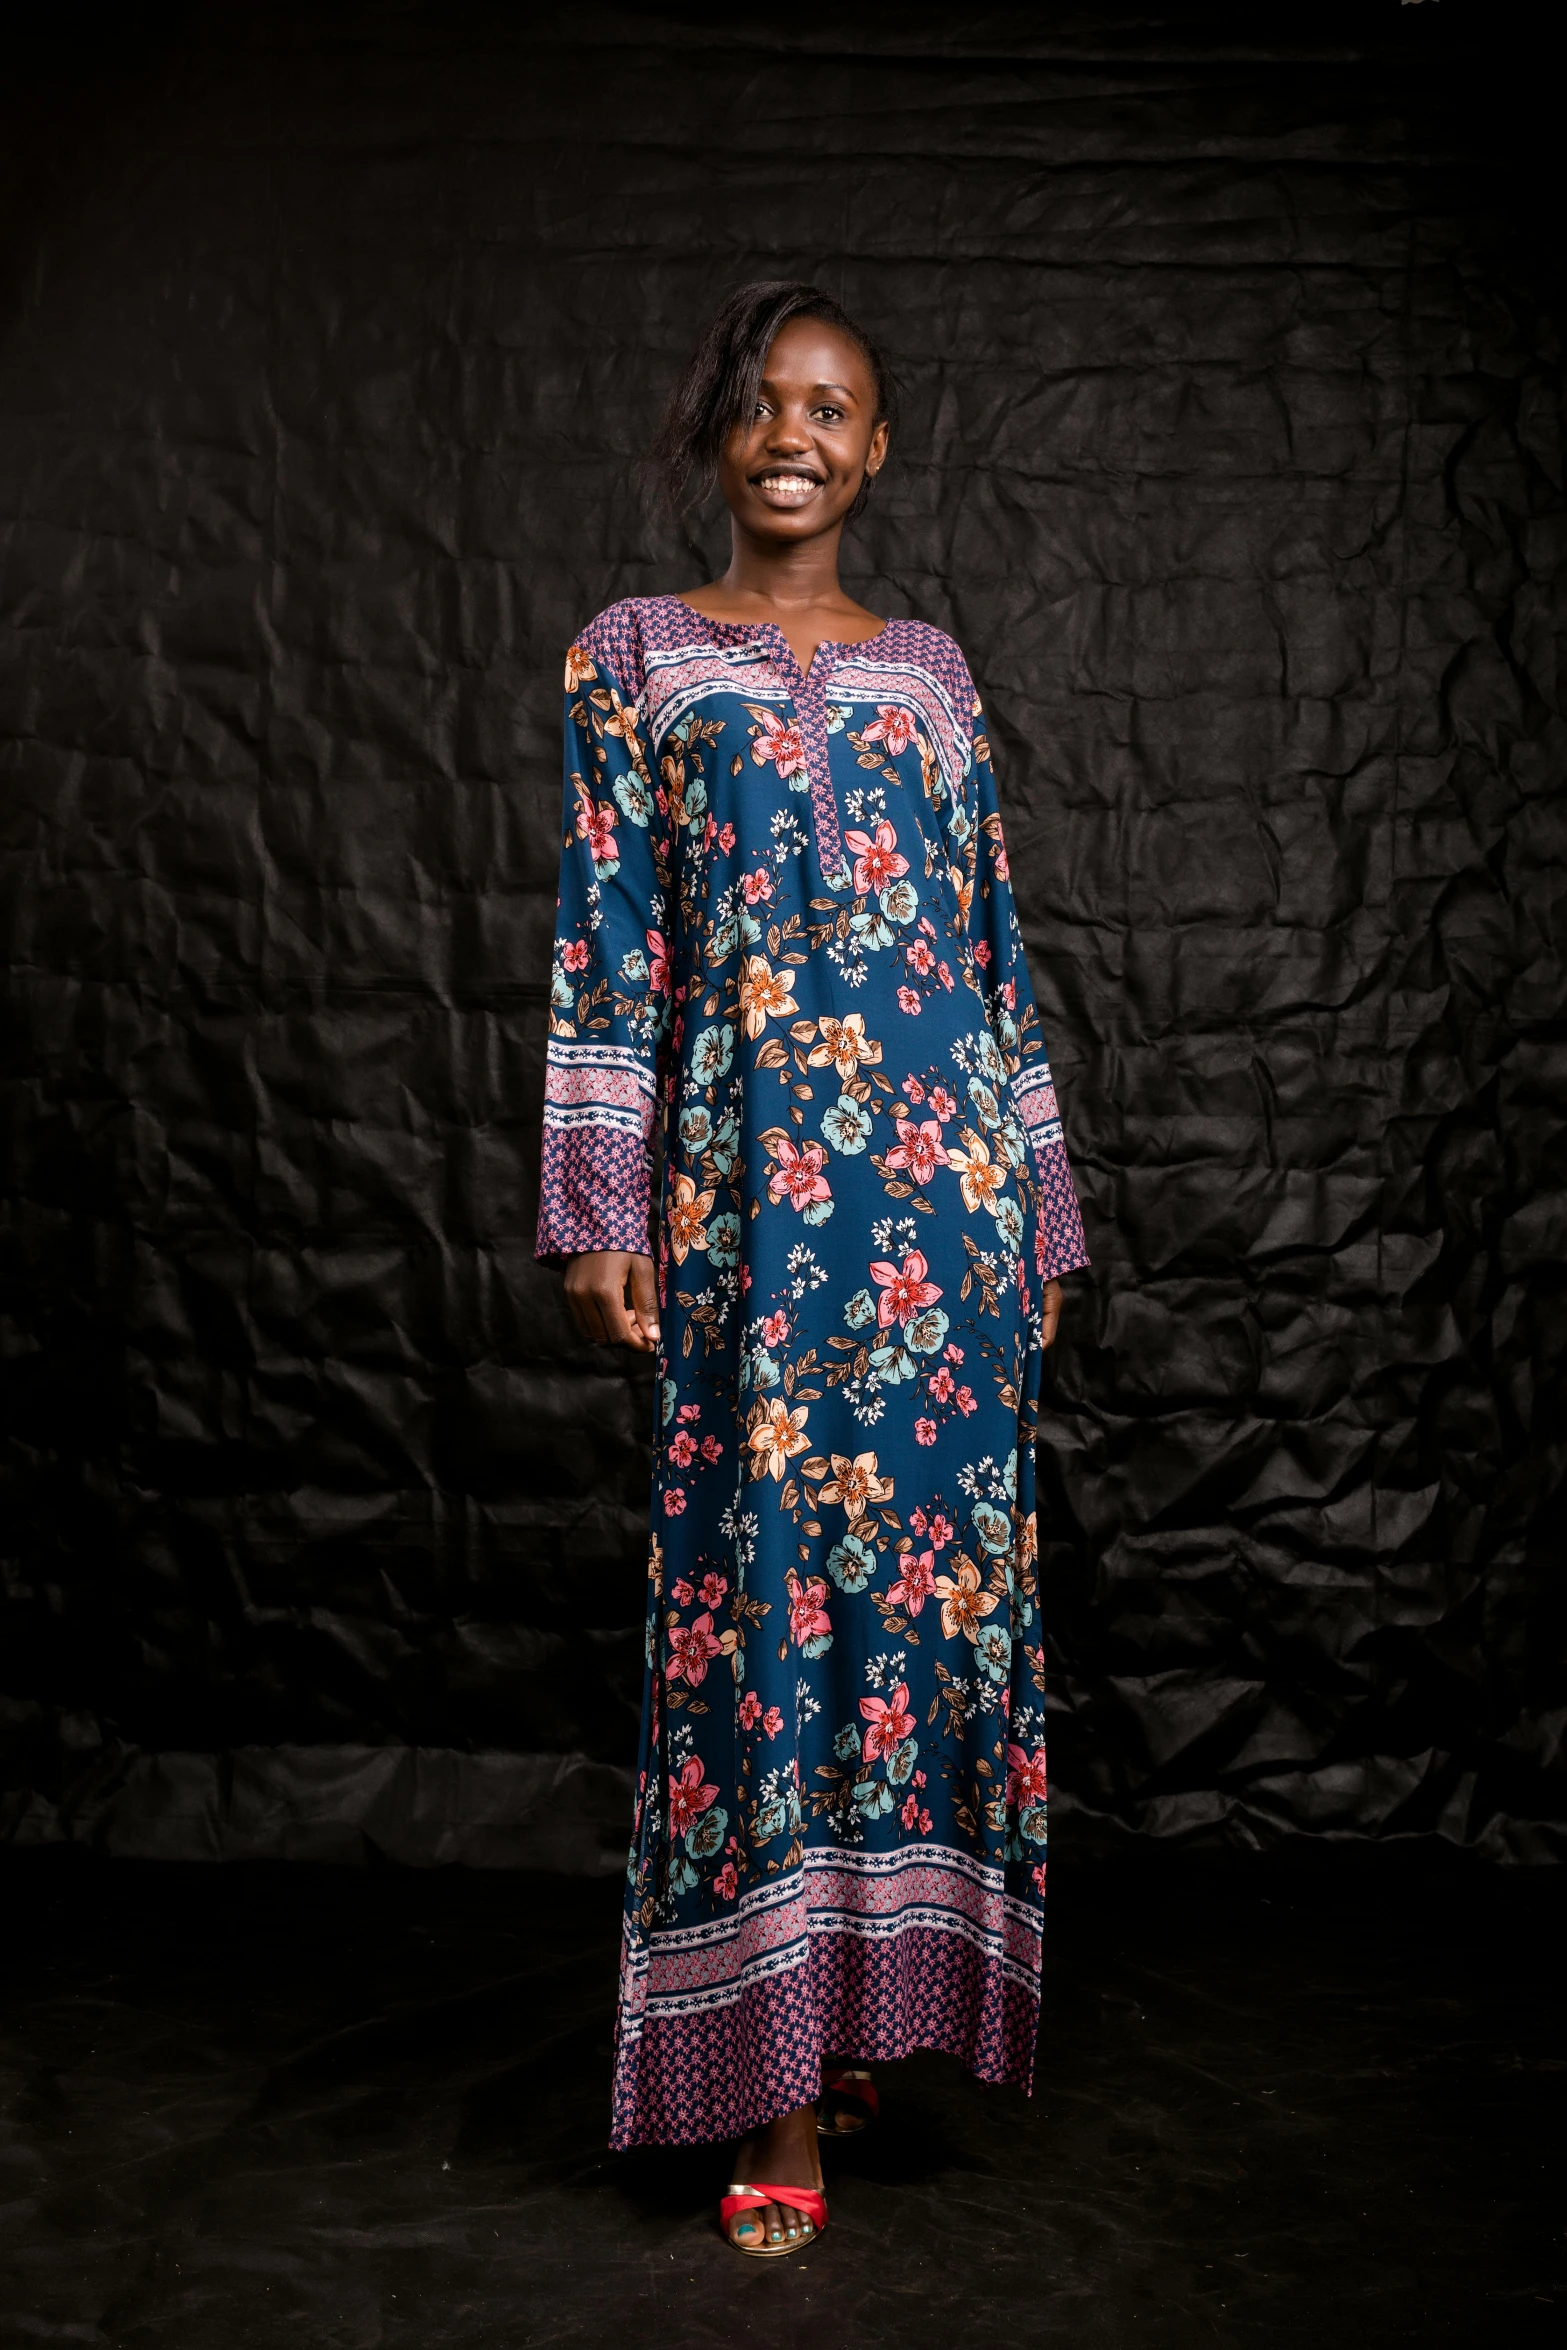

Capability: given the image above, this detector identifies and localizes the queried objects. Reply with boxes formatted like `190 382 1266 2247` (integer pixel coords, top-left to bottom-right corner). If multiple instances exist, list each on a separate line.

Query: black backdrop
3 1 1563 1873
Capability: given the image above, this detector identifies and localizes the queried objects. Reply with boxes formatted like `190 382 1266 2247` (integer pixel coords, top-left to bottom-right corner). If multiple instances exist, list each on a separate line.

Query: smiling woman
536 281 1089 2257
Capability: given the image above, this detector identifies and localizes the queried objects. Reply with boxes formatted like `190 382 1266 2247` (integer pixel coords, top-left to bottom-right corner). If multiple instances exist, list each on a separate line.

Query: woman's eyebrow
757 378 860 400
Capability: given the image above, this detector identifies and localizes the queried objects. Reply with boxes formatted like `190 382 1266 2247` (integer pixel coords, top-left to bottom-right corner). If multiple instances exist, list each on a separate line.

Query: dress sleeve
962 683 1091 1283
535 636 671 1265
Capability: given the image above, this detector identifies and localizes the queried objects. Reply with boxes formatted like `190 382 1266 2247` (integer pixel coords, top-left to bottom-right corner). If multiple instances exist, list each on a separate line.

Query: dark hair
648 280 896 521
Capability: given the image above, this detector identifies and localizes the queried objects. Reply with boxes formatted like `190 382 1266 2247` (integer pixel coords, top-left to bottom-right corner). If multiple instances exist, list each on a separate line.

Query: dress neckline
657 593 889 683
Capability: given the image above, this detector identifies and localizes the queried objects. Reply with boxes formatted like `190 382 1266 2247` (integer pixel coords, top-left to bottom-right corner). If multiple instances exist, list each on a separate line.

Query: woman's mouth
752 471 822 505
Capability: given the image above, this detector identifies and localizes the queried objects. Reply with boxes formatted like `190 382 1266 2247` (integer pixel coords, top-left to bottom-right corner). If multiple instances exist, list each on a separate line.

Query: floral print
537 598 1087 2148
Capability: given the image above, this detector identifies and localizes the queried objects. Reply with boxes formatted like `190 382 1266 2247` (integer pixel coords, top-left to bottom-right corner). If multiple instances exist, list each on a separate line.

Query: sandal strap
822 2066 880 2119
720 2181 828 2232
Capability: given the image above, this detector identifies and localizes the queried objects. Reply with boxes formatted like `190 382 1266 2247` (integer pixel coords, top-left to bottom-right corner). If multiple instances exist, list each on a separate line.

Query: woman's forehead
761 316 874 391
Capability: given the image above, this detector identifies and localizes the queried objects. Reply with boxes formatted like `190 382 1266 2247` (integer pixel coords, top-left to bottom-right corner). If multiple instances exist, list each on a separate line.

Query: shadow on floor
0 1845 1561 2347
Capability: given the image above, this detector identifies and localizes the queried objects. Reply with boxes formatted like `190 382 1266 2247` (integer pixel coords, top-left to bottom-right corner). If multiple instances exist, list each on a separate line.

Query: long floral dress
536 596 1088 2149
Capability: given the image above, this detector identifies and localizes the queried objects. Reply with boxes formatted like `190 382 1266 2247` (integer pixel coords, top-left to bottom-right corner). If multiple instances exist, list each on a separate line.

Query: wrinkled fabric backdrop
2 1 1563 1871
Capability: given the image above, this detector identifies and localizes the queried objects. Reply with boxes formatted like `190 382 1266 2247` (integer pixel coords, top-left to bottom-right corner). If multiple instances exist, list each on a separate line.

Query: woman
536 282 1089 2254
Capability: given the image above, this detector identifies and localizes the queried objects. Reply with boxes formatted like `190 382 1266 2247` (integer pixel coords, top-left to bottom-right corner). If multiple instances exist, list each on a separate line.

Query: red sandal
720 2180 828 2257
817 2065 879 2138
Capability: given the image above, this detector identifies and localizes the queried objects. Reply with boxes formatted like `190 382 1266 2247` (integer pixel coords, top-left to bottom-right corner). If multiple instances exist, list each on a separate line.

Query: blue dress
537 596 1088 2148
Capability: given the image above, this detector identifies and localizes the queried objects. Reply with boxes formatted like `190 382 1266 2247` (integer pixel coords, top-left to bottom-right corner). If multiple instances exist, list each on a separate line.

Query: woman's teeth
757 474 817 500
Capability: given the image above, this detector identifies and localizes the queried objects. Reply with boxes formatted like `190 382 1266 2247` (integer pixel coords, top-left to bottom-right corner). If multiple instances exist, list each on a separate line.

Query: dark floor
0 1848 1562 2349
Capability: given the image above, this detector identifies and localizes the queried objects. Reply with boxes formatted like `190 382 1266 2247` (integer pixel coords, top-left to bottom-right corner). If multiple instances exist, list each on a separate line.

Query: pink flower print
718 821 737 853
896 985 921 1016
909 1508 927 1537
700 1434 723 1463
713 1861 738 1900
928 1367 955 1402
1031 1860 1047 1893
667 1611 721 1686
678 1403 701 1422
787 1573 832 1649
956 1386 977 1416
869 1249 943 1330
887 1549 935 1619
668 1756 719 1836
1006 1743 1049 1809
762 1310 790 1347
671 1579 694 1607
769 1136 832 1211
1002 978 1017 1010
930 1087 957 1122
905 1075 925 1104
944 1343 965 1364
844 820 910 896
859 1681 915 1762
885 1118 949 1187
860 705 919 757
645 929 671 996
907 938 935 976
915 1418 938 1446
929 1513 954 1549
750 707 808 778
577 800 617 865
699 1572 729 1610
741 867 774 905
668 1430 697 1467
762 1705 784 1739
738 1691 762 1729
561 938 590 973
973 940 992 968
992 832 1011 880
663 1486 687 1515
937 961 954 990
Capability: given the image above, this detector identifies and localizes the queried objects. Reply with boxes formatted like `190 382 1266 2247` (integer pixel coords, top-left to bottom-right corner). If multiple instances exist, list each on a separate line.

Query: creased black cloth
1 2 1563 1868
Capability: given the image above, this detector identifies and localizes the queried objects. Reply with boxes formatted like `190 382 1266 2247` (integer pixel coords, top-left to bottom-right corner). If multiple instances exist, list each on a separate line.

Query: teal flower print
822 1095 873 1155
825 1533 875 1593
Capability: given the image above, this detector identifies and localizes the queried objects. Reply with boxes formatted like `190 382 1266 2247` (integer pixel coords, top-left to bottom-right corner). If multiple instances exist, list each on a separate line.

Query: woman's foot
723 2101 823 2252
817 2062 877 2138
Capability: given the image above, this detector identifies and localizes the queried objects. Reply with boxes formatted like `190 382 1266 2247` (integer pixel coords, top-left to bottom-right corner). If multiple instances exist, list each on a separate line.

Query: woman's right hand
564 1251 660 1353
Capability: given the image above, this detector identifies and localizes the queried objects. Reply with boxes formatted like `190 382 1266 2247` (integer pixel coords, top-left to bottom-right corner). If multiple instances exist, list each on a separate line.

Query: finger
572 1286 610 1346
595 1263 640 1349
1040 1279 1064 1350
627 1254 660 1351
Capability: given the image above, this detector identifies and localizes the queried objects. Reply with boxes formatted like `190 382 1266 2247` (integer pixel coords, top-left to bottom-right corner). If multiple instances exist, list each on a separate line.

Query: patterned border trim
610 1912 1040 2148
1011 1058 1064 1150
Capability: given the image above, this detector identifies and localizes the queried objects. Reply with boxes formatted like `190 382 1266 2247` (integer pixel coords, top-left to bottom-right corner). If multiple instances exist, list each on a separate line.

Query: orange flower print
947 1130 1007 1216
933 1556 999 1643
667 1173 714 1264
564 643 596 691
818 1450 894 1517
807 1012 882 1081
738 954 798 1039
747 1397 810 1480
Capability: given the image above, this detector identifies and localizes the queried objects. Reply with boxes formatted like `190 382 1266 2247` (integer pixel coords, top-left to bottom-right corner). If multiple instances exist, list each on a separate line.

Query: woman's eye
815 405 843 422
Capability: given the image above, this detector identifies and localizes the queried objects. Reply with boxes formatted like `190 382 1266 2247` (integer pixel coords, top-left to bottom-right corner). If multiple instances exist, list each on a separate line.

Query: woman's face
716 315 888 545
